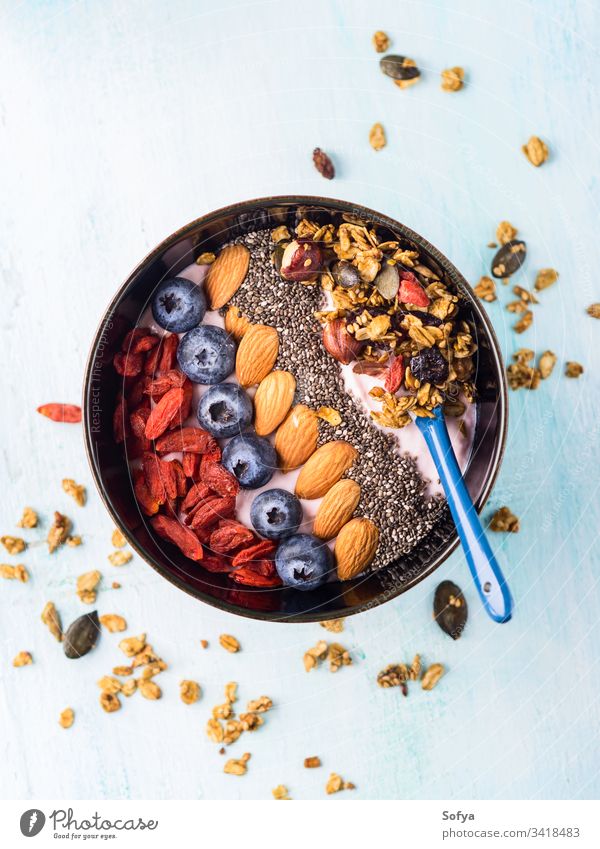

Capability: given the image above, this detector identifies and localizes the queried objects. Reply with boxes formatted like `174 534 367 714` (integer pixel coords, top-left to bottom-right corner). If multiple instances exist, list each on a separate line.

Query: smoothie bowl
83 197 507 622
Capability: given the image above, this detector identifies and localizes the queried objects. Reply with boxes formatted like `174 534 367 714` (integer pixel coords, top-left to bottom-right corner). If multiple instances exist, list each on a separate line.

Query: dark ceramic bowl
83 196 507 622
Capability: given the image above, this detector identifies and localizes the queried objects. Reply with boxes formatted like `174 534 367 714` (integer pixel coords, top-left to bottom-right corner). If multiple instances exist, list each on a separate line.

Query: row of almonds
202 241 380 580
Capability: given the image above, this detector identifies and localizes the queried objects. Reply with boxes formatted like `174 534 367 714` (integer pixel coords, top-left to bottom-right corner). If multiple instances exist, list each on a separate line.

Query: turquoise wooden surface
1 0 599 800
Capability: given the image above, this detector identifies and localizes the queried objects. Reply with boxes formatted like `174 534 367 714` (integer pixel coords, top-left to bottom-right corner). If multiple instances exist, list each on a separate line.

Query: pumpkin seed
490 240 527 278
379 54 420 81
433 580 468 640
63 610 100 659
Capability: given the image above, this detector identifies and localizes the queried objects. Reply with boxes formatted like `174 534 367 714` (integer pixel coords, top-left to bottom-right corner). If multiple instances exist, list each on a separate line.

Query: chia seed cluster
229 230 448 570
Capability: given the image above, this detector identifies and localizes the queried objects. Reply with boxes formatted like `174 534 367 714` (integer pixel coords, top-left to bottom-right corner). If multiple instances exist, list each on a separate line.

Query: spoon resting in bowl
414 406 513 623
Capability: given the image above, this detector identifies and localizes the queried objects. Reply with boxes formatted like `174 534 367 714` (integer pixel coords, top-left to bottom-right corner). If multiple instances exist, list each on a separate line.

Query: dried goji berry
133 469 160 516
129 406 151 439
113 351 144 377
122 327 160 354
384 355 405 394
230 567 282 587
38 403 82 423
201 552 236 573
143 452 178 503
203 446 222 463
158 333 179 374
231 539 277 567
398 270 430 307
180 379 193 421
189 496 236 532
155 426 218 455
112 396 127 443
144 370 187 400
169 459 188 498
182 452 200 478
200 456 240 497
208 520 254 554
145 387 186 440
151 515 203 561
181 482 212 513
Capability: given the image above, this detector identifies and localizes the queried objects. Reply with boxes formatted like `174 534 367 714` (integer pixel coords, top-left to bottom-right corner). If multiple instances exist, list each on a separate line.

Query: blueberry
222 433 276 489
250 488 303 540
275 533 332 591
409 348 449 384
177 325 236 384
197 383 253 438
151 277 206 333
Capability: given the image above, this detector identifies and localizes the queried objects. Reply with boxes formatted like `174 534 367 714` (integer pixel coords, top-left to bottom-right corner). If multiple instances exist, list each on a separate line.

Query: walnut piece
441 66 464 91
0 563 29 582
62 478 86 507
180 680 201 705
17 507 38 528
489 507 520 533
372 30 390 53
99 614 127 633
1 535 26 555
47 512 71 553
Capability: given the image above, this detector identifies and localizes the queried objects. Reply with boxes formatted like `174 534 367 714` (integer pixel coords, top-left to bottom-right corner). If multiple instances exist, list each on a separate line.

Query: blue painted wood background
1 0 599 800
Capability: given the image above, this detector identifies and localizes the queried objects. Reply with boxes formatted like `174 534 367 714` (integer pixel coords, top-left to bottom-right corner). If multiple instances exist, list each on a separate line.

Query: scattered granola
326 773 355 794
421 663 445 690
316 406 342 426
320 619 344 633
66 535 82 547
380 54 420 89
47 512 70 553
113 665 133 676
224 752 251 776
13 651 32 667
369 122 386 151
522 135 549 166
1 535 26 555
121 680 137 697
513 285 538 305
99 614 127 633
17 507 38 529
514 309 533 334
304 756 322 768
111 581 121 589
0 563 28 582
108 550 132 566
76 570 101 604
489 506 520 533
200 639 209 649
535 268 559 291
565 361 584 378
496 221 518 245
473 276 496 302
506 348 540 390
41 601 63 641
62 478 86 507
587 303 600 319
118 634 146 656
219 634 240 653
111 528 127 548
312 147 335 180
59 708 74 729
180 680 201 704
206 684 271 747
97 676 122 694
272 785 291 800
372 30 390 53
538 350 557 380
440 66 464 91
303 639 352 672
196 251 216 265
247 696 272 712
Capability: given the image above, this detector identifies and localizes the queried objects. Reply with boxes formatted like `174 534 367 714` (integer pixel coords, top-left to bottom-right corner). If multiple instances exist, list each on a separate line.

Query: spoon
414 406 513 623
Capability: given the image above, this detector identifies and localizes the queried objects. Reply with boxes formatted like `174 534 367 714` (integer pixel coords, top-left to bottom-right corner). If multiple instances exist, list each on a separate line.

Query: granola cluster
275 216 477 429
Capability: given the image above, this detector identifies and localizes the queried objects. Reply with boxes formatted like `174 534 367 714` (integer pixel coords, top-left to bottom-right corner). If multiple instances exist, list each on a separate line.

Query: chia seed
228 230 448 570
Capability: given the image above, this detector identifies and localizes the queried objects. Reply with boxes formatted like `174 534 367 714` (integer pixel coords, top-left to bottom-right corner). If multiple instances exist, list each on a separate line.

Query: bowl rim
83 194 508 622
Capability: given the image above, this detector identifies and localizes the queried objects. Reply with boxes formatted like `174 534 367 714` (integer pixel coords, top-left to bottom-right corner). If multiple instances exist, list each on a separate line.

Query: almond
335 518 379 580
236 324 279 387
295 441 357 499
274 405 318 471
204 244 250 309
313 479 361 539
224 305 251 341
254 371 296 436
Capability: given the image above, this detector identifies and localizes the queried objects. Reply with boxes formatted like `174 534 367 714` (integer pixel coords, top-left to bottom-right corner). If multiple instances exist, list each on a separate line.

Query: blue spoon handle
415 407 513 623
